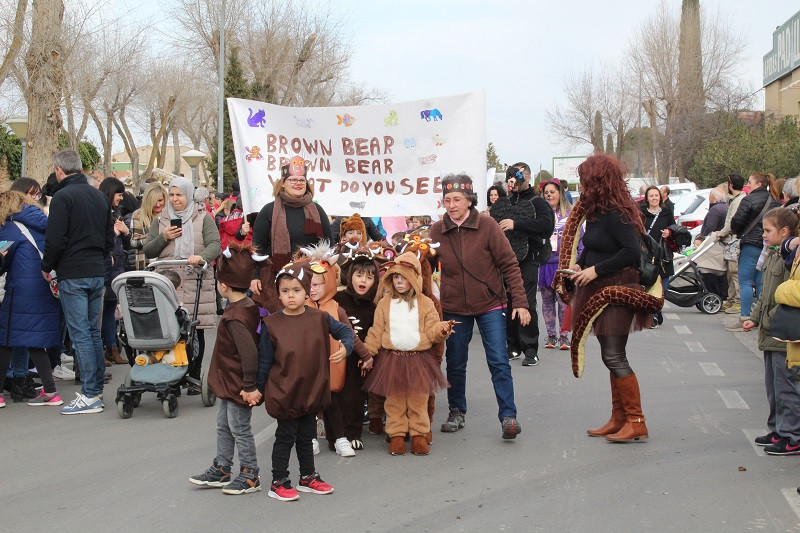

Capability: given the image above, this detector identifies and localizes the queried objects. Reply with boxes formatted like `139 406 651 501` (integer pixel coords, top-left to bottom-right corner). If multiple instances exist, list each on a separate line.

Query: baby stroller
111 260 216 418
665 235 724 314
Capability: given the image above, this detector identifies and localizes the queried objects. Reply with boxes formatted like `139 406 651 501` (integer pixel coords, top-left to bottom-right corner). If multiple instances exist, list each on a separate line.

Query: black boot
12 377 37 403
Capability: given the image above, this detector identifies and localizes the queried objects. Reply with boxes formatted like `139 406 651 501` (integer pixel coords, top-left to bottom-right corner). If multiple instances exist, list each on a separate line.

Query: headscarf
167 177 196 259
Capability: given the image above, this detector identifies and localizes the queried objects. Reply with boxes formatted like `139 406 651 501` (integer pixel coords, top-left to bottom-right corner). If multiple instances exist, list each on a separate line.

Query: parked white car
674 188 712 231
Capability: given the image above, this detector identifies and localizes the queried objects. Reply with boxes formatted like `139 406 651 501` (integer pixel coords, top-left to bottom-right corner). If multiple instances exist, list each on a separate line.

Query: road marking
742 429 766 455
687 342 707 353
699 362 723 375
782 488 800 521
664 313 680 320
717 389 749 409
254 422 278 446
675 325 692 334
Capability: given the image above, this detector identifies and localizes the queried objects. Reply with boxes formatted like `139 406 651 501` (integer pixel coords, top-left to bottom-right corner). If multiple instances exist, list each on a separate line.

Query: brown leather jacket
431 208 527 316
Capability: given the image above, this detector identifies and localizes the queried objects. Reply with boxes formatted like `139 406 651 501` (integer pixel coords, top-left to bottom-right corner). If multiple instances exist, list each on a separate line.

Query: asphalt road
3 303 799 532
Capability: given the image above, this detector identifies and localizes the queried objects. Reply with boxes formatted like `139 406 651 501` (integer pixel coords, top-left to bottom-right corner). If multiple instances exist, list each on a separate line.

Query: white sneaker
334 437 355 457
312 438 320 455
52 364 75 380
60 353 74 364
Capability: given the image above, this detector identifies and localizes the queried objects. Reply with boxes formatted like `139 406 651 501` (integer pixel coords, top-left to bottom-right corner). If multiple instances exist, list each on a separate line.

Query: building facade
764 9 800 117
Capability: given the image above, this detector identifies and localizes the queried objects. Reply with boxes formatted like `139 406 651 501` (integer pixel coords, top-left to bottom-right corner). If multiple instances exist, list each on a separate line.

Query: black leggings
597 335 633 378
0 346 57 393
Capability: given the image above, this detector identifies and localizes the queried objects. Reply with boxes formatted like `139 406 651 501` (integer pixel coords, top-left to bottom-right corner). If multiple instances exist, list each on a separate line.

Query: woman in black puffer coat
98 178 131 365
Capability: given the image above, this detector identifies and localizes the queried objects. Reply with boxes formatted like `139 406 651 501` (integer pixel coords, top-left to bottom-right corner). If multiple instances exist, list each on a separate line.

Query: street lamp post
181 150 206 186
6 116 28 177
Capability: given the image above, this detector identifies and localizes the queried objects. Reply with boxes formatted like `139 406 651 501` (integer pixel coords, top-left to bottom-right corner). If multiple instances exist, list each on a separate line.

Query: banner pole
217 0 226 193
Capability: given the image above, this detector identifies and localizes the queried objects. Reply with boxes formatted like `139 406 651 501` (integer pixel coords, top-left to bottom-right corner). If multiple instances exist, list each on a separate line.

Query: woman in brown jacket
430 174 530 440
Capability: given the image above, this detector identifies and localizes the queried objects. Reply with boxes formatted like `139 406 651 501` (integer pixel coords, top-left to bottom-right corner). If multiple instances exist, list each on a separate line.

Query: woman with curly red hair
567 153 653 442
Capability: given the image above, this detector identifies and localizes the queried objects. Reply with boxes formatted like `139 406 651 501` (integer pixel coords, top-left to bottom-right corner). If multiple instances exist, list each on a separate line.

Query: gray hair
194 187 209 203
784 178 798 199
53 149 83 175
709 189 723 203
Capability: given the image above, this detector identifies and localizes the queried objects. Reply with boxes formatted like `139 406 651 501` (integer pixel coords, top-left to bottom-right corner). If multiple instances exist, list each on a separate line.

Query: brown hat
339 213 368 245
216 243 264 289
275 261 313 294
380 251 423 296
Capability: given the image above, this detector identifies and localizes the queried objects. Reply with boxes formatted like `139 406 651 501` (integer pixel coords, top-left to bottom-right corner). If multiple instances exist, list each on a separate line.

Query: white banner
228 92 486 217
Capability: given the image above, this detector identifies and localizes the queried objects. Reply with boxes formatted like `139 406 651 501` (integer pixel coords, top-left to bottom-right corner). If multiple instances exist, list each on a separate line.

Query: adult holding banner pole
250 156 332 297
431 173 529 441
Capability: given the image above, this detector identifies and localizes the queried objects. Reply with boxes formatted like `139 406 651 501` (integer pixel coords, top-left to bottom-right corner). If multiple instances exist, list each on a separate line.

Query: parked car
675 188 712 231
667 182 698 204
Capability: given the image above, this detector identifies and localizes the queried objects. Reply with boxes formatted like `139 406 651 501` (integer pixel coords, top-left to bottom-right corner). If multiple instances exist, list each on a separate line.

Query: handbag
14 221 59 299
771 304 800 343
639 233 664 289
724 198 773 261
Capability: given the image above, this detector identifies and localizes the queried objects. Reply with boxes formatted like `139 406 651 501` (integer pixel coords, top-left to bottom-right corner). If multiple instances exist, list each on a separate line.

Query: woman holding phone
143 177 221 380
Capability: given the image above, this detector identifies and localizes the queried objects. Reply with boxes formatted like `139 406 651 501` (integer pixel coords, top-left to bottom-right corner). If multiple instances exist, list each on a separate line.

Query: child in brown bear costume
363 251 452 456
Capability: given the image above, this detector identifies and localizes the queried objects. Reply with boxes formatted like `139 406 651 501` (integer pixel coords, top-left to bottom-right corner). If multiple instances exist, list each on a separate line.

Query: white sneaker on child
52 364 75 380
312 438 320 455
334 437 355 457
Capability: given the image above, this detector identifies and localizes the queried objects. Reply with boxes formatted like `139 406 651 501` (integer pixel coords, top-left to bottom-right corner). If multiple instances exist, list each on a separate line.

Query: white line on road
699 362 723 376
782 488 800 521
663 313 680 320
675 325 692 334
254 422 278 446
687 342 707 353
718 389 749 409
742 429 767 456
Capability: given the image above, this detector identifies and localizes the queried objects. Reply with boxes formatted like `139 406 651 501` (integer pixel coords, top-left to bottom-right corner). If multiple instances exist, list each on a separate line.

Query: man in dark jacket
42 149 115 415
729 174 782 323
498 163 555 367
697 189 729 241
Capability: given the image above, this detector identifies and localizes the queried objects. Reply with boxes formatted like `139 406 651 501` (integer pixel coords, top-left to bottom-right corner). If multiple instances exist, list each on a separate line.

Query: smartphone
170 218 182 228
556 268 578 276
0 240 12 252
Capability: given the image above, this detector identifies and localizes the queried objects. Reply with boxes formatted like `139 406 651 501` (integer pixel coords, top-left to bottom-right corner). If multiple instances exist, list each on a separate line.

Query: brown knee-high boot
587 373 625 437
606 373 648 442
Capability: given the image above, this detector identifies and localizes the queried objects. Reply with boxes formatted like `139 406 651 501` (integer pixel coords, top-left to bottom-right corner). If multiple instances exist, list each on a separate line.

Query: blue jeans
11 346 29 378
738 243 763 318
443 308 517 421
216 399 257 470
101 299 117 348
59 277 105 398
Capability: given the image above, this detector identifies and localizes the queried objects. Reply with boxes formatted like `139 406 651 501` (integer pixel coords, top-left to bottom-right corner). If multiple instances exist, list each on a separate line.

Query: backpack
639 234 664 289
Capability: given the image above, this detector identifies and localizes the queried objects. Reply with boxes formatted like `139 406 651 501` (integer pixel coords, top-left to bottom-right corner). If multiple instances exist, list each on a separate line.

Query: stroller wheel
131 392 142 408
117 395 133 419
162 394 179 418
698 293 722 314
200 367 216 407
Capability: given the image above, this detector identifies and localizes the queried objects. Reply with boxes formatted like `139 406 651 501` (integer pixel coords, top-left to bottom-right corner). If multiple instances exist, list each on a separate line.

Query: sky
109 0 798 173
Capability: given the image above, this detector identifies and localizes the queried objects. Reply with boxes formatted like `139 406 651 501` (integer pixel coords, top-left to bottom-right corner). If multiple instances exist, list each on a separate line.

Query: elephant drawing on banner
420 108 443 122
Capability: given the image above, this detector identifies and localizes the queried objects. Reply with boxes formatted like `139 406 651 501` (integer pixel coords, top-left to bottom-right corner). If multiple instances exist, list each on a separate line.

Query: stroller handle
146 259 208 271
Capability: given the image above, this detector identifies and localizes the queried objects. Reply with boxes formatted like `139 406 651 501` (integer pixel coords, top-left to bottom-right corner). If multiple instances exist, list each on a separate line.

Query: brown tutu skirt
569 267 653 336
364 348 449 397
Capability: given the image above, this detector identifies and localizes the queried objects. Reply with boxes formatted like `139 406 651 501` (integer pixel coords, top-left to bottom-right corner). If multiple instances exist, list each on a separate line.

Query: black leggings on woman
0 346 57 394
597 335 633 378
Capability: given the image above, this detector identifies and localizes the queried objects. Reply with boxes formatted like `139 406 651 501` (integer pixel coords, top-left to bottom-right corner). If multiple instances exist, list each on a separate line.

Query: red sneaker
268 478 300 501
297 472 334 495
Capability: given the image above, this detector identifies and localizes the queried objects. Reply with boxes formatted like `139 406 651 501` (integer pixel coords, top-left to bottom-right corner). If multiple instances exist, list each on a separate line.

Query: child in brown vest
254 261 354 501
189 244 263 494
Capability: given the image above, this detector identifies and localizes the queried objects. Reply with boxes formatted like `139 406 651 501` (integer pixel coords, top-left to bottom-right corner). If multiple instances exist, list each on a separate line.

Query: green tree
486 142 501 170
57 132 100 172
689 115 800 187
208 45 251 193
534 169 553 188
0 128 22 179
